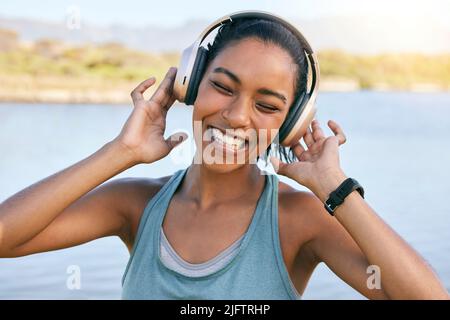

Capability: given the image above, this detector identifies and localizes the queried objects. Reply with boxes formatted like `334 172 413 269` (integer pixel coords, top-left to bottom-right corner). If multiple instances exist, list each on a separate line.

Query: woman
0 17 448 300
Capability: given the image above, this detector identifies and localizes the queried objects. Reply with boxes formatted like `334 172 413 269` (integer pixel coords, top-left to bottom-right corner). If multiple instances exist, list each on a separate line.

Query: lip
206 125 249 152
206 125 249 142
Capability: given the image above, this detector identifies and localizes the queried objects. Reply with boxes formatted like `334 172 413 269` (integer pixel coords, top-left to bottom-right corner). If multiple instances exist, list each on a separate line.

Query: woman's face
192 37 297 173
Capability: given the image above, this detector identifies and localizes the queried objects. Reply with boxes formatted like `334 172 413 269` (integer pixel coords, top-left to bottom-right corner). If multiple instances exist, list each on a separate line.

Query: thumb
165 132 188 151
270 156 290 177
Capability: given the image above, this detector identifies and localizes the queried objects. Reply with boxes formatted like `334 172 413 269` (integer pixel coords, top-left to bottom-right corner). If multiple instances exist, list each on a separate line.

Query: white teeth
210 127 246 151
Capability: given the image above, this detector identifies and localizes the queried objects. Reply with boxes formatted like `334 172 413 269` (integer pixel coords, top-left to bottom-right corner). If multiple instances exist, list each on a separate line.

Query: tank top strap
121 167 187 285
243 172 302 299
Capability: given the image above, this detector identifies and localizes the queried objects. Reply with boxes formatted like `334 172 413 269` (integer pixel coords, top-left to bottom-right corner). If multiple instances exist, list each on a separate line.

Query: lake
0 91 449 299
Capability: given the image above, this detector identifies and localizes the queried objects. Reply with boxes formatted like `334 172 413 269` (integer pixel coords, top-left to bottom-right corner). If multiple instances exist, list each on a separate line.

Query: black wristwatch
324 178 365 216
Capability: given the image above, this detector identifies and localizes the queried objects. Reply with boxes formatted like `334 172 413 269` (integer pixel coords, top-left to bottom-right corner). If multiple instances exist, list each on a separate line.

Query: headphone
173 10 320 147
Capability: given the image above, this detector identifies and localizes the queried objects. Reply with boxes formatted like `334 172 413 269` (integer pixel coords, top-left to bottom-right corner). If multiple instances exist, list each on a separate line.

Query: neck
180 163 265 210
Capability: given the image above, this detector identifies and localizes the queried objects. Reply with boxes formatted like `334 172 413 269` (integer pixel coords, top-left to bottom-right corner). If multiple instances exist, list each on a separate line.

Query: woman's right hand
112 67 188 165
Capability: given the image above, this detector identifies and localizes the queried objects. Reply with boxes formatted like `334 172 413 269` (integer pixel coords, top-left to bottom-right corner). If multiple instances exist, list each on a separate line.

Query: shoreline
0 78 448 105
1 89 449 105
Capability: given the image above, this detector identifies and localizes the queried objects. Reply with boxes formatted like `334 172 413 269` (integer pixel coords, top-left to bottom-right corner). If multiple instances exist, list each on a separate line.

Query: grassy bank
0 32 449 104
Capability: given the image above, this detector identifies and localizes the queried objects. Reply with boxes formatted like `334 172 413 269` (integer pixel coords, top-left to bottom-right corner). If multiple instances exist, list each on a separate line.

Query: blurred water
0 91 449 299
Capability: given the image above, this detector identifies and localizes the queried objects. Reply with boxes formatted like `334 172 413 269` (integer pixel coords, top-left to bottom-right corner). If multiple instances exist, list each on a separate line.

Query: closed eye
256 104 278 112
210 81 232 95
210 80 279 112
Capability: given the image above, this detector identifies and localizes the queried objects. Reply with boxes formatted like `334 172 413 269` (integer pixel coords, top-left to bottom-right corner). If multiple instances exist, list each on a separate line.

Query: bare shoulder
277 179 353 261
278 181 324 240
109 174 173 250
277 180 331 260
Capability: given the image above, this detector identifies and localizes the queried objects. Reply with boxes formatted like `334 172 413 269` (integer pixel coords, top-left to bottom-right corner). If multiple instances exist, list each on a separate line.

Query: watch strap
324 178 364 216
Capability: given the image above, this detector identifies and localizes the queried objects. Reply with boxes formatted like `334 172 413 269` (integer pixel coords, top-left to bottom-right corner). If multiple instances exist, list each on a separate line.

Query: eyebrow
212 67 287 104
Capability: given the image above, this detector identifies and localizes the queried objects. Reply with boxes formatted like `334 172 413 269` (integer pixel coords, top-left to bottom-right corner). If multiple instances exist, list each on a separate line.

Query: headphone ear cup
279 91 317 147
184 47 209 105
278 92 306 142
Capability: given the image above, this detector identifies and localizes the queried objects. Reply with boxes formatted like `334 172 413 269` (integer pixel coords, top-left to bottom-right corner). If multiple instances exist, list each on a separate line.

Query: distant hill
1 14 449 54
1 14 448 104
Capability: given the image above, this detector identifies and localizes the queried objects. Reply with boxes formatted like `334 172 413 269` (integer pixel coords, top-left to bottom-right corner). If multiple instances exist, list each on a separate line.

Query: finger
328 120 347 145
165 131 188 151
270 156 306 180
269 156 288 176
303 126 315 148
291 141 306 161
311 119 326 141
131 77 156 103
162 91 177 112
150 67 177 106
323 135 340 152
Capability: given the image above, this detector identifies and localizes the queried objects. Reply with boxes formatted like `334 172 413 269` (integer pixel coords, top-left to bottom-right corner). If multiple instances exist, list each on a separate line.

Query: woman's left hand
270 119 348 198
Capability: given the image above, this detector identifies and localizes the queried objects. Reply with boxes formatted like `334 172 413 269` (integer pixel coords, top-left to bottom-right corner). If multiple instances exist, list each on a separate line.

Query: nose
220 96 251 129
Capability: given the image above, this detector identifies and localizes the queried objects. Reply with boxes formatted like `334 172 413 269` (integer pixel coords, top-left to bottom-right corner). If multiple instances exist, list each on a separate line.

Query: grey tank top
160 227 244 277
121 167 301 299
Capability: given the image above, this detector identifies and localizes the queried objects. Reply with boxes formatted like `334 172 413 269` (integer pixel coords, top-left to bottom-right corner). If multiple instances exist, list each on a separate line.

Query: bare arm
0 141 136 257
273 119 449 300
295 192 389 299
310 173 449 300
0 67 187 258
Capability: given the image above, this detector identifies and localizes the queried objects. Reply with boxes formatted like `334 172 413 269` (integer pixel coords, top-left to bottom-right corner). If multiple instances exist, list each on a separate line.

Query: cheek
259 113 287 147
193 80 226 120
259 125 278 153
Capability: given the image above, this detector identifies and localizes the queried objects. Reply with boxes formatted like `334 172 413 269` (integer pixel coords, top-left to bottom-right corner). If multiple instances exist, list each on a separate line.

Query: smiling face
192 37 297 173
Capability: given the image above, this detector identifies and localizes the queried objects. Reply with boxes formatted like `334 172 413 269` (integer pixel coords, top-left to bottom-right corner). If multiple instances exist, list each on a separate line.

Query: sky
1 0 449 29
